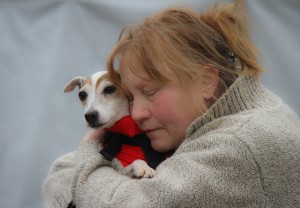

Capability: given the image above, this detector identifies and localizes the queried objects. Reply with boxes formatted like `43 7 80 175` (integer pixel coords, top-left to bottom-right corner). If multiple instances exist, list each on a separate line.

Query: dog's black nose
85 110 99 125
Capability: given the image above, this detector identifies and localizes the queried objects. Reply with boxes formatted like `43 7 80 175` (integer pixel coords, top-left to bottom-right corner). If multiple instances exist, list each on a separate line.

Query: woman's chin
150 141 169 153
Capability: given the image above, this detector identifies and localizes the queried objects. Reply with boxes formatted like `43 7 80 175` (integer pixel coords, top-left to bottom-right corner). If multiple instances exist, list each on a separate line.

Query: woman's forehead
120 50 175 83
119 57 151 83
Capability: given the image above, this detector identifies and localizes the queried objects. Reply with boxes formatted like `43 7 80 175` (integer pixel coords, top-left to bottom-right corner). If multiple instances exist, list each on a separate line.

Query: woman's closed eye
141 85 160 97
142 89 157 97
126 90 156 105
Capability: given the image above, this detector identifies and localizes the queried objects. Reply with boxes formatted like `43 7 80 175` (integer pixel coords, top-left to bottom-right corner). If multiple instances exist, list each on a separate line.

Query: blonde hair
108 0 262 98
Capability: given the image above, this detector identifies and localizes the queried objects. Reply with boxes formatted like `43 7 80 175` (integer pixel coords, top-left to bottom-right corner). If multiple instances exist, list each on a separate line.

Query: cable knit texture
42 76 300 208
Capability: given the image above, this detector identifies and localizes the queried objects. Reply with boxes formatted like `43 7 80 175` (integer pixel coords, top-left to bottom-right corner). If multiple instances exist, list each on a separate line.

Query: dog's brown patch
95 72 125 96
83 77 92 86
95 73 110 89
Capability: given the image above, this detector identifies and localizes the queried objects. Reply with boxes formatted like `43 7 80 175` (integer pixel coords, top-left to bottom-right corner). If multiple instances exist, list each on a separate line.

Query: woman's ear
201 66 219 101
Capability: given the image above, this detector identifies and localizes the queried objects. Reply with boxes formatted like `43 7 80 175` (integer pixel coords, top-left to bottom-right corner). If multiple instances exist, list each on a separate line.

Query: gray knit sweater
42 76 300 208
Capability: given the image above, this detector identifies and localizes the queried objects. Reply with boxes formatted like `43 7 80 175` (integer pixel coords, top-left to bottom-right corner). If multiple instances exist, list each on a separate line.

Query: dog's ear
64 77 86 93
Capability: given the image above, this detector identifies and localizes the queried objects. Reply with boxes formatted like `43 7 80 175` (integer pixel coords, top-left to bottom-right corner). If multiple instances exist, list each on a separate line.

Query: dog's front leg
124 159 156 178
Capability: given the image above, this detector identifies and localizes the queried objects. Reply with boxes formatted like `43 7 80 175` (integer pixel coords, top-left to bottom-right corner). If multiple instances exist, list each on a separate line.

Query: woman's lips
144 128 159 134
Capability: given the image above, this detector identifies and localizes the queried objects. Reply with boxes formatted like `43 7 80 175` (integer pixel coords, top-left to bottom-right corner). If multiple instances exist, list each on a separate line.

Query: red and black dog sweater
100 115 165 169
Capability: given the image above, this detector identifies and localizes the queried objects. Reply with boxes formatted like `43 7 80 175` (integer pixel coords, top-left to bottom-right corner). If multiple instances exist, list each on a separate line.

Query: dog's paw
134 166 156 178
124 160 156 178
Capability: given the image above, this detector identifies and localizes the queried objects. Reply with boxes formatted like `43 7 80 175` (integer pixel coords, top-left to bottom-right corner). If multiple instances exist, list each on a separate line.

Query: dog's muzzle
85 110 100 127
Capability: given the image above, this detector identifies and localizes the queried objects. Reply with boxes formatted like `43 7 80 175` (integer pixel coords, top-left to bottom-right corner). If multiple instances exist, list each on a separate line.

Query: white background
0 0 299 207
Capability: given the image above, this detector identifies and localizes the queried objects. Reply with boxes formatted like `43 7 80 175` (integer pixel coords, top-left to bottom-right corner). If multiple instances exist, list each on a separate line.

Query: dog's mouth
85 111 114 129
88 123 105 129
89 117 114 129
88 119 113 129
85 110 111 128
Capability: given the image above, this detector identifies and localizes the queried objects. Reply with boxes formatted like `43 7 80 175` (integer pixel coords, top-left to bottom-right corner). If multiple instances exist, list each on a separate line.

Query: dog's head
64 71 129 129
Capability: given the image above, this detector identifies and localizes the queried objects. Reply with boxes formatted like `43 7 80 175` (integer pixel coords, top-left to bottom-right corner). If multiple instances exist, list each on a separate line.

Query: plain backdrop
0 0 299 207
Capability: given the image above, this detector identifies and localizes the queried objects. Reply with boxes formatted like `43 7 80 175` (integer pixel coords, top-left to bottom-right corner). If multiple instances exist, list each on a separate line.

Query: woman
43 1 300 207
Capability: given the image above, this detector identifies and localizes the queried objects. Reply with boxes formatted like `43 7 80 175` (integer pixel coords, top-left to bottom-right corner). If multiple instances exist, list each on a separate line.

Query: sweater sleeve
71 134 270 208
42 151 76 208
42 140 106 208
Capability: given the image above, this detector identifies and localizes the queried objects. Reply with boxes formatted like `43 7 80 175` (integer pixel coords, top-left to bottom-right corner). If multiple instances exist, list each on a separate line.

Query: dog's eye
78 91 87 101
103 86 116 95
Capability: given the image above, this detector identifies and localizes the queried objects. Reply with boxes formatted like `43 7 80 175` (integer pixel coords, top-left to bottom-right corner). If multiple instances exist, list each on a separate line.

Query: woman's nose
130 100 150 122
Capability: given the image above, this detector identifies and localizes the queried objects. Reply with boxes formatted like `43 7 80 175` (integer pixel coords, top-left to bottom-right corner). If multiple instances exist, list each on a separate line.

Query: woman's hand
81 128 105 144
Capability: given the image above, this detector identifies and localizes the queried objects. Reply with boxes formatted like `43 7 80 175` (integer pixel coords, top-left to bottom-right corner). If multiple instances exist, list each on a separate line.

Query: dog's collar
105 115 142 137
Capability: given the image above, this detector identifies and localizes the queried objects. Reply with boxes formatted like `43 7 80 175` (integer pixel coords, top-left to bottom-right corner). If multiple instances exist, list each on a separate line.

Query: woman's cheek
152 98 171 120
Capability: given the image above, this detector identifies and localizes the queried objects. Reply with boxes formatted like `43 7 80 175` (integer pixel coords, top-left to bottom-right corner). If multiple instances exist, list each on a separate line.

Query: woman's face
119 53 205 152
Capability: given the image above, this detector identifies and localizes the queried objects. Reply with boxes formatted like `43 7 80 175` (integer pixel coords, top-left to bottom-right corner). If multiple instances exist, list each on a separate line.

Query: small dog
64 71 165 178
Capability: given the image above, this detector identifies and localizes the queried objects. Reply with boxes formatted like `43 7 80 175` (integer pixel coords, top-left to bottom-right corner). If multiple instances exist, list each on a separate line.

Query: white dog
64 71 164 178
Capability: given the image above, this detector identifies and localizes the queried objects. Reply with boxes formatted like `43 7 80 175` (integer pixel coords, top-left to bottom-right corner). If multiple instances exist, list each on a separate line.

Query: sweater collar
186 76 273 137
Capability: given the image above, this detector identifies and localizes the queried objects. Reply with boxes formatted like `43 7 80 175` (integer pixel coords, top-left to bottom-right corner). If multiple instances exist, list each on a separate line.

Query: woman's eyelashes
124 85 159 104
125 89 157 104
142 89 157 97
142 85 160 97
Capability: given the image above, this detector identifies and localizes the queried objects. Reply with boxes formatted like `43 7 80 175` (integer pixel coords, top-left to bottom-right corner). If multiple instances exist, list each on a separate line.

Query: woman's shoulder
183 98 300 155
234 103 300 154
